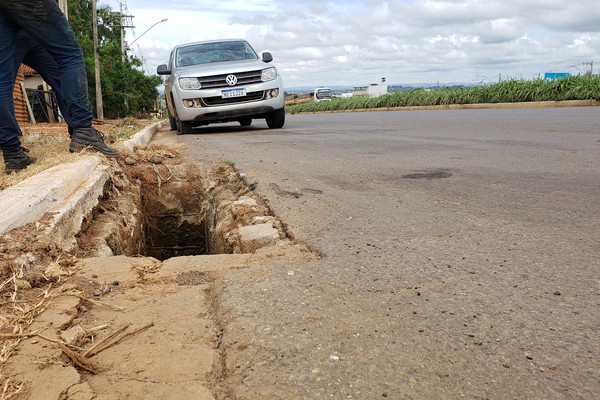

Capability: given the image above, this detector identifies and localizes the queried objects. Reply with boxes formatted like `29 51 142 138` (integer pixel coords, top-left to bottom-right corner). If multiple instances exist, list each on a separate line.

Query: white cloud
102 0 600 87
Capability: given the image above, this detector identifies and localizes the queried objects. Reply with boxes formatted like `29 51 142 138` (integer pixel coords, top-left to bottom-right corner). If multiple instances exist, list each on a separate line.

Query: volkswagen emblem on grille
226 74 238 86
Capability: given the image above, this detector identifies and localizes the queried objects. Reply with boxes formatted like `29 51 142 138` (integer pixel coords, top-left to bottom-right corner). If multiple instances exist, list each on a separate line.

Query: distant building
13 65 39 124
352 77 388 98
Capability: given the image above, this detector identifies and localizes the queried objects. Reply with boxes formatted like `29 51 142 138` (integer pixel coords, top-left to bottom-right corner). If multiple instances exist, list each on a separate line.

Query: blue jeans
14 30 73 131
0 0 92 152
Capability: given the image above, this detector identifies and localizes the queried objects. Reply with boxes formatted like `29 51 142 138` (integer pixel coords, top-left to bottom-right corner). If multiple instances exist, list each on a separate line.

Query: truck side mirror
157 64 171 75
262 52 273 63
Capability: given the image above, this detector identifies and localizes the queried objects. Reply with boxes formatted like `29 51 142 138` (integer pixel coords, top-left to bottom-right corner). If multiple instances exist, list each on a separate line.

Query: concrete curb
0 156 102 235
0 121 163 238
122 120 166 152
292 99 600 114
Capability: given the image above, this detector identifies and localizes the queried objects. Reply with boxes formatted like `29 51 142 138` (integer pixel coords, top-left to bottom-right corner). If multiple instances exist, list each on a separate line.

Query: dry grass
0 282 58 399
0 371 25 400
0 119 156 190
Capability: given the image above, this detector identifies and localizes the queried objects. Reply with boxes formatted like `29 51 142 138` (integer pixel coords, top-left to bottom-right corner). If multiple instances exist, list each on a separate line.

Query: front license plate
221 88 246 98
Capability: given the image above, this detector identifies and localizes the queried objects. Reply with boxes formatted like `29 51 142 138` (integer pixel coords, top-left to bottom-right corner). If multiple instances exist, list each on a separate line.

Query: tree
67 0 161 118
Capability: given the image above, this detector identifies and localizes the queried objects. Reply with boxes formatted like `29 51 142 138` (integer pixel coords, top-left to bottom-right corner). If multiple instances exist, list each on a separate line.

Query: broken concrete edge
0 121 164 237
122 119 167 152
44 164 110 252
238 223 280 253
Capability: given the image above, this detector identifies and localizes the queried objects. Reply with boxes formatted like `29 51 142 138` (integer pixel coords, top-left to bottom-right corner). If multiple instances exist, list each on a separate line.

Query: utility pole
582 61 594 75
58 0 68 19
92 0 103 120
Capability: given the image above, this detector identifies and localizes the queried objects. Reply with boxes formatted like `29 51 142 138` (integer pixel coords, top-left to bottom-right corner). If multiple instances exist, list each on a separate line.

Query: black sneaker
69 127 120 157
4 148 36 174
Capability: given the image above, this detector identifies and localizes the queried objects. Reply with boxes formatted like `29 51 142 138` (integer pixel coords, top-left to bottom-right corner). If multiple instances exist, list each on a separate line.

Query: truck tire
266 107 285 129
177 119 193 134
168 111 177 131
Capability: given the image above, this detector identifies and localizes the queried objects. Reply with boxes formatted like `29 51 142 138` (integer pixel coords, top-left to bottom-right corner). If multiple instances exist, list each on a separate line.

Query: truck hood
175 59 272 77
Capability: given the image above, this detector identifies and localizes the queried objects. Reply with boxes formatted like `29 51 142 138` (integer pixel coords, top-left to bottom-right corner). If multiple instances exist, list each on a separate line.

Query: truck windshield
176 41 259 67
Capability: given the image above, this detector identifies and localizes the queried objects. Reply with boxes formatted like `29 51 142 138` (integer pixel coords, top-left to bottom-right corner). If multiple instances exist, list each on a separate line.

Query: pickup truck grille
198 70 263 89
202 91 265 106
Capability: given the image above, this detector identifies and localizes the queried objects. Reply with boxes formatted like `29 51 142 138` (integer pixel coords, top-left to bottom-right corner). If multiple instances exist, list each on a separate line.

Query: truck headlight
179 77 201 90
261 67 277 82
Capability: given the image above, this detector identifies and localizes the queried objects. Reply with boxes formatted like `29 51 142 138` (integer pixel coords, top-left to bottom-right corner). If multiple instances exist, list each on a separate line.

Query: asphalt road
179 107 599 399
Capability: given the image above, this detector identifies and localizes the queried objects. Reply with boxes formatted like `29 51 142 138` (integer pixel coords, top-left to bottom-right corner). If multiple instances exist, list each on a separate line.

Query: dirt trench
0 144 316 400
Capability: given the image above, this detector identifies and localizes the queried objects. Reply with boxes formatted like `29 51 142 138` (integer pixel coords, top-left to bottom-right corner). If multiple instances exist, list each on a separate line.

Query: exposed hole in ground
75 145 287 260
137 158 207 260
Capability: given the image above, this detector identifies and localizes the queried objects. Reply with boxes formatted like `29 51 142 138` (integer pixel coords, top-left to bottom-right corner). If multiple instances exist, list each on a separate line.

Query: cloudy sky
101 0 599 88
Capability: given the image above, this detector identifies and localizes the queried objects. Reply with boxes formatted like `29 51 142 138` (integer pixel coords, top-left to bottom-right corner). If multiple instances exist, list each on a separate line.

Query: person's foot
4 148 36 174
69 127 119 157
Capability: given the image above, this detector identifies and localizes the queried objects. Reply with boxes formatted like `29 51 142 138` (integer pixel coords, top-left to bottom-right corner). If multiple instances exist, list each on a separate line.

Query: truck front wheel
168 110 177 131
177 119 193 134
265 108 285 129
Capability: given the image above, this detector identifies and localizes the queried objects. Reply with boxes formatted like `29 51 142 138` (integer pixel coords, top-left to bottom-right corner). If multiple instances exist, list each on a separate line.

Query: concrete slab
78 256 219 398
238 223 280 253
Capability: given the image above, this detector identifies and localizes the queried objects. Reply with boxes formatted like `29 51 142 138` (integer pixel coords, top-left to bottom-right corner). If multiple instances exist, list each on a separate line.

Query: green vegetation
287 75 600 114
68 0 162 119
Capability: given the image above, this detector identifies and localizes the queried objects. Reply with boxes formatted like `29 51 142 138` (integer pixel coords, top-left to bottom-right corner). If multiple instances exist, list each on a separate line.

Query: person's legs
0 9 24 153
11 30 29 137
0 9 35 172
1 0 118 157
15 31 74 132
1 0 91 127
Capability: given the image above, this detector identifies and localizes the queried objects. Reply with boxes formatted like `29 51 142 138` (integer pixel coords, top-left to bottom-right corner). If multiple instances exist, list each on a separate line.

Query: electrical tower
582 61 594 75
119 0 135 62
